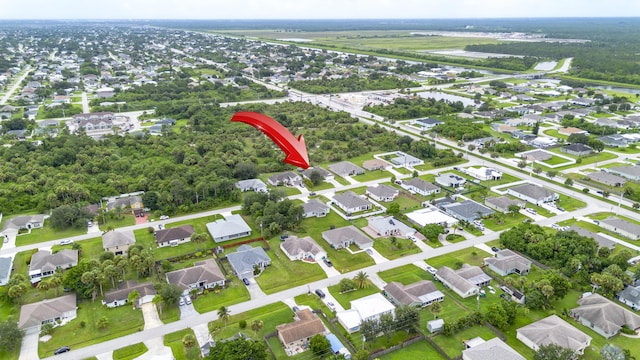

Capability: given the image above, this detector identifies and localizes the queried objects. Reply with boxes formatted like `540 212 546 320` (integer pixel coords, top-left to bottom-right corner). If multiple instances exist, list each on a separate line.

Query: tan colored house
276 309 326 352
102 230 136 255
19 294 77 333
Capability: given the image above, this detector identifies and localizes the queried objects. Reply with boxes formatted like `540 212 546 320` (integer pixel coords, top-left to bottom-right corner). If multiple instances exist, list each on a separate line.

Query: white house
435 265 491 298
404 178 440 196
366 184 399 202
18 294 77 333
332 191 373 214
303 199 330 218
463 166 502 181
506 183 559 205
337 293 396 333
280 236 326 262
102 281 156 308
206 214 252 243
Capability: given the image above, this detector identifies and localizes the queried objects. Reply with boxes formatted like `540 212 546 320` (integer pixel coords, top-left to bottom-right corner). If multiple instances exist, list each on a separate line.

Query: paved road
80 92 90 113
0 66 31 105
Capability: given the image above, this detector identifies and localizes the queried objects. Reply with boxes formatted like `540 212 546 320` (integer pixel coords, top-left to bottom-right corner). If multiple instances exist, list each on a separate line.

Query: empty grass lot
426 248 491 269
192 279 251 314
372 237 421 260
208 302 293 340
378 264 431 285
38 301 144 357
327 284 381 310
255 238 327 294
353 170 393 182
164 329 200 360
14 221 86 246
378 340 446 360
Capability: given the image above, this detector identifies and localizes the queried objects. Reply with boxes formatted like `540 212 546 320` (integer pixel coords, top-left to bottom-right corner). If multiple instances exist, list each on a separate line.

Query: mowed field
213 29 505 51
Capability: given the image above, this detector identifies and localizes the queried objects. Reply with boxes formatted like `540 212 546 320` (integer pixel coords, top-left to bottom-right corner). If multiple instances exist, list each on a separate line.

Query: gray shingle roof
601 217 640 237
405 178 440 192
462 338 525 360
328 161 364 176
366 184 398 199
383 280 443 306
281 236 324 258
571 293 640 335
333 191 372 210
18 294 77 329
2 214 45 231
104 281 156 303
165 259 224 291
322 225 372 248
155 225 194 245
509 183 555 201
303 199 329 215
586 172 627 186
619 285 640 306
568 225 616 249
29 249 78 274
102 230 136 249
485 196 524 210
517 315 591 352
206 214 251 239
443 200 494 220
226 245 270 276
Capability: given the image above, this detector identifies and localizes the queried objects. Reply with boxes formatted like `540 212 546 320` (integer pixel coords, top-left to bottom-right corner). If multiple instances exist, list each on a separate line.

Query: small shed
427 318 444 333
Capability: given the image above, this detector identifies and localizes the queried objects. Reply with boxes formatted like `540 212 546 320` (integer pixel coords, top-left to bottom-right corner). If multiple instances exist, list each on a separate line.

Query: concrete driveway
245 278 266 300
142 303 163 329
179 300 197 320
139 303 173 360
19 328 39 360
363 247 388 264
320 288 345 313
317 259 340 277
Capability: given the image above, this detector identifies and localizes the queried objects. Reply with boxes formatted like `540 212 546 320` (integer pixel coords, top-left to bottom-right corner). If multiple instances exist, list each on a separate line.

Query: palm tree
354 271 370 289
251 319 264 339
50 271 64 297
429 301 442 320
153 294 164 315
182 334 196 348
191 233 209 251
37 279 52 299
218 306 230 329
128 290 141 309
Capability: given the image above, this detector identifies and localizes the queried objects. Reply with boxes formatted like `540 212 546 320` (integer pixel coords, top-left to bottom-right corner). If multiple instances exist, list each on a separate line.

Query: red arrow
231 111 310 169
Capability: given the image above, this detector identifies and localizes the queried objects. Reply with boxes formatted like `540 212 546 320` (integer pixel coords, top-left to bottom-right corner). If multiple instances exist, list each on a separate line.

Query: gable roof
165 259 224 290
485 196 524 210
572 293 640 334
563 143 592 152
328 161 364 176
18 294 77 329
104 281 156 303
29 249 78 273
302 167 331 179
619 285 640 305
601 217 640 236
443 200 494 220
435 266 476 294
2 214 45 231
333 191 372 209
383 280 444 306
509 183 555 201
366 184 398 198
484 250 531 273
281 236 324 258
276 309 325 345
206 214 251 239
368 216 415 236
462 338 525 360
226 245 270 275
155 225 195 245
567 225 616 249
322 225 372 248
517 315 591 352
235 179 267 191
102 230 136 248
0 257 12 285
268 171 300 184
303 199 329 214
405 177 440 192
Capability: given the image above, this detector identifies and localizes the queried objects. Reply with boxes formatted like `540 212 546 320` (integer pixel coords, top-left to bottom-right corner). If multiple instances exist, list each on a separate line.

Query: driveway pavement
179 300 197 320
317 259 340 277
19 328 39 360
319 287 345 313
139 303 173 360
363 247 388 264
246 277 266 299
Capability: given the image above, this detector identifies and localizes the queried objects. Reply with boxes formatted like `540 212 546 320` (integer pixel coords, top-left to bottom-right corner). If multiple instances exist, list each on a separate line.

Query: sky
0 0 639 19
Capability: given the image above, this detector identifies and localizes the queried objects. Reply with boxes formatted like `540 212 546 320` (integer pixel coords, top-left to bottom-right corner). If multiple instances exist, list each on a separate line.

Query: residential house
567 225 616 249
506 183 559 205
413 118 443 130
463 166 502 181
436 173 466 188
599 217 640 240
484 249 532 276
492 123 518 134
562 143 593 156
206 214 252 243
0 257 13 286
235 179 268 192
280 236 326 262
599 135 630 148
587 171 627 187
166 259 226 296
362 159 391 171
18 294 77 332
302 167 333 181
276 309 326 352
570 293 640 338
226 244 271 279
102 281 156 308
595 118 619 128
608 165 640 181
529 137 558 148
106 195 144 216
29 249 78 284
329 161 365 177
517 315 591 355
435 264 491 298
332 191 372 214
442 200 494 222
390 152 424 168
618 285 640 310
383 280 444 308
1 214 45 237
518 149 552 162
102 230 136 255
484 196 525 213
155 225 195 248
404 178 440 196
267 171 302 186
366 184 399 202
571 97 595 106
322 225 373 250
558 127 589 136
462 338 525 360
474 137 501 147
303 199 330 218
367 216 416 238
406 207 459 228
337 293 396 333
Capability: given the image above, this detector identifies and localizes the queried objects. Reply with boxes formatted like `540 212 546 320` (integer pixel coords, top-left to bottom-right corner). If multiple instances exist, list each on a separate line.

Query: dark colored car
54 346 70 355
315 289 326 299
323 258 333 267
491 246 500 252
242 278 250 286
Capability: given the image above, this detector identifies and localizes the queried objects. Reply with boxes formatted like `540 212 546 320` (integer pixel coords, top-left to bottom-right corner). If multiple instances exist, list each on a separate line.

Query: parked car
327 302 336 311
159 215 170 220
54 346 70 355
243 278 250 286
184 296 192 305
179 298 185 306
292 306 300 313
500 285 514 295
309 192 316 196
491 246 500 252
525 208 537 215
522 219 532 223
557 207 565 212
487 285 496 294
323 258 333 267
59 239 73 245
315 289 326 299
425 266 437 275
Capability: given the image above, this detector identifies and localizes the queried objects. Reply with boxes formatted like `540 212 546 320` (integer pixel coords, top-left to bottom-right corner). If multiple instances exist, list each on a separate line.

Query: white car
59 239 73 245
327 302 336 311
487 285 496 294
525 208 537 215
425 266 437 275
159 215 170 220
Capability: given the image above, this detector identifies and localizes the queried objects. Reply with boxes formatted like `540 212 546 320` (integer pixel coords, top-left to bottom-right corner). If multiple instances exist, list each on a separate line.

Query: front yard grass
112 342 148 360
353 170 394 182
15 222 86 246
164 329 200 360
255 238 327 294
378 339 446 360
483 212 528 231
431 326 500 359
328 283 381 310
158 304 181 324
38 300 145 357
556 194 587 211
51 236 103 261
541 155 572 166
192 279 251 314
426 248 491 269
378 264 431 285
294 293 336 319
209 301 293 340
372 237 421 260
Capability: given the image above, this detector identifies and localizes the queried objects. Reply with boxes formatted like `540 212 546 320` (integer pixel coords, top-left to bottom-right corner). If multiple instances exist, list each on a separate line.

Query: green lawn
99 215 136 230
390 191 425 213
483 213 528 231
353 170 394 182
158 304 181 324
378 340 446 360
541 155 572 166
378 264 431 285
209 302 293 340
294 293 336 319
192 279 251 314
556 194 587 211
542 129 568 141
255 238 327 294
432 326 500 359
112 342 148 360
164 329 200 360
444 234 466 243
52 236 103 261
426 248 491 269
327 285 381 310
372 237 421 260
38 301 145 357
545 149 618 170
480 172 521 187
295 212 374 273
14 222 86 246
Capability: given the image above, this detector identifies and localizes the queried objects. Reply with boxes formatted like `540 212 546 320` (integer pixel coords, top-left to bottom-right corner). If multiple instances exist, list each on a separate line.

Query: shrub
239 320 247 329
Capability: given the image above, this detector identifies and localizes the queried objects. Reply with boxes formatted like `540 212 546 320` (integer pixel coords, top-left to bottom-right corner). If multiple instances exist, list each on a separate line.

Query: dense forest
287 74 419 94
364 96 466 120
0 101 447 215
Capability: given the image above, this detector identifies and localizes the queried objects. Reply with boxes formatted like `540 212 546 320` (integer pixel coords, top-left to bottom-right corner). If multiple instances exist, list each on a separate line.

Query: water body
534 61 557 71
593 85 640 95
417 91 476 107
